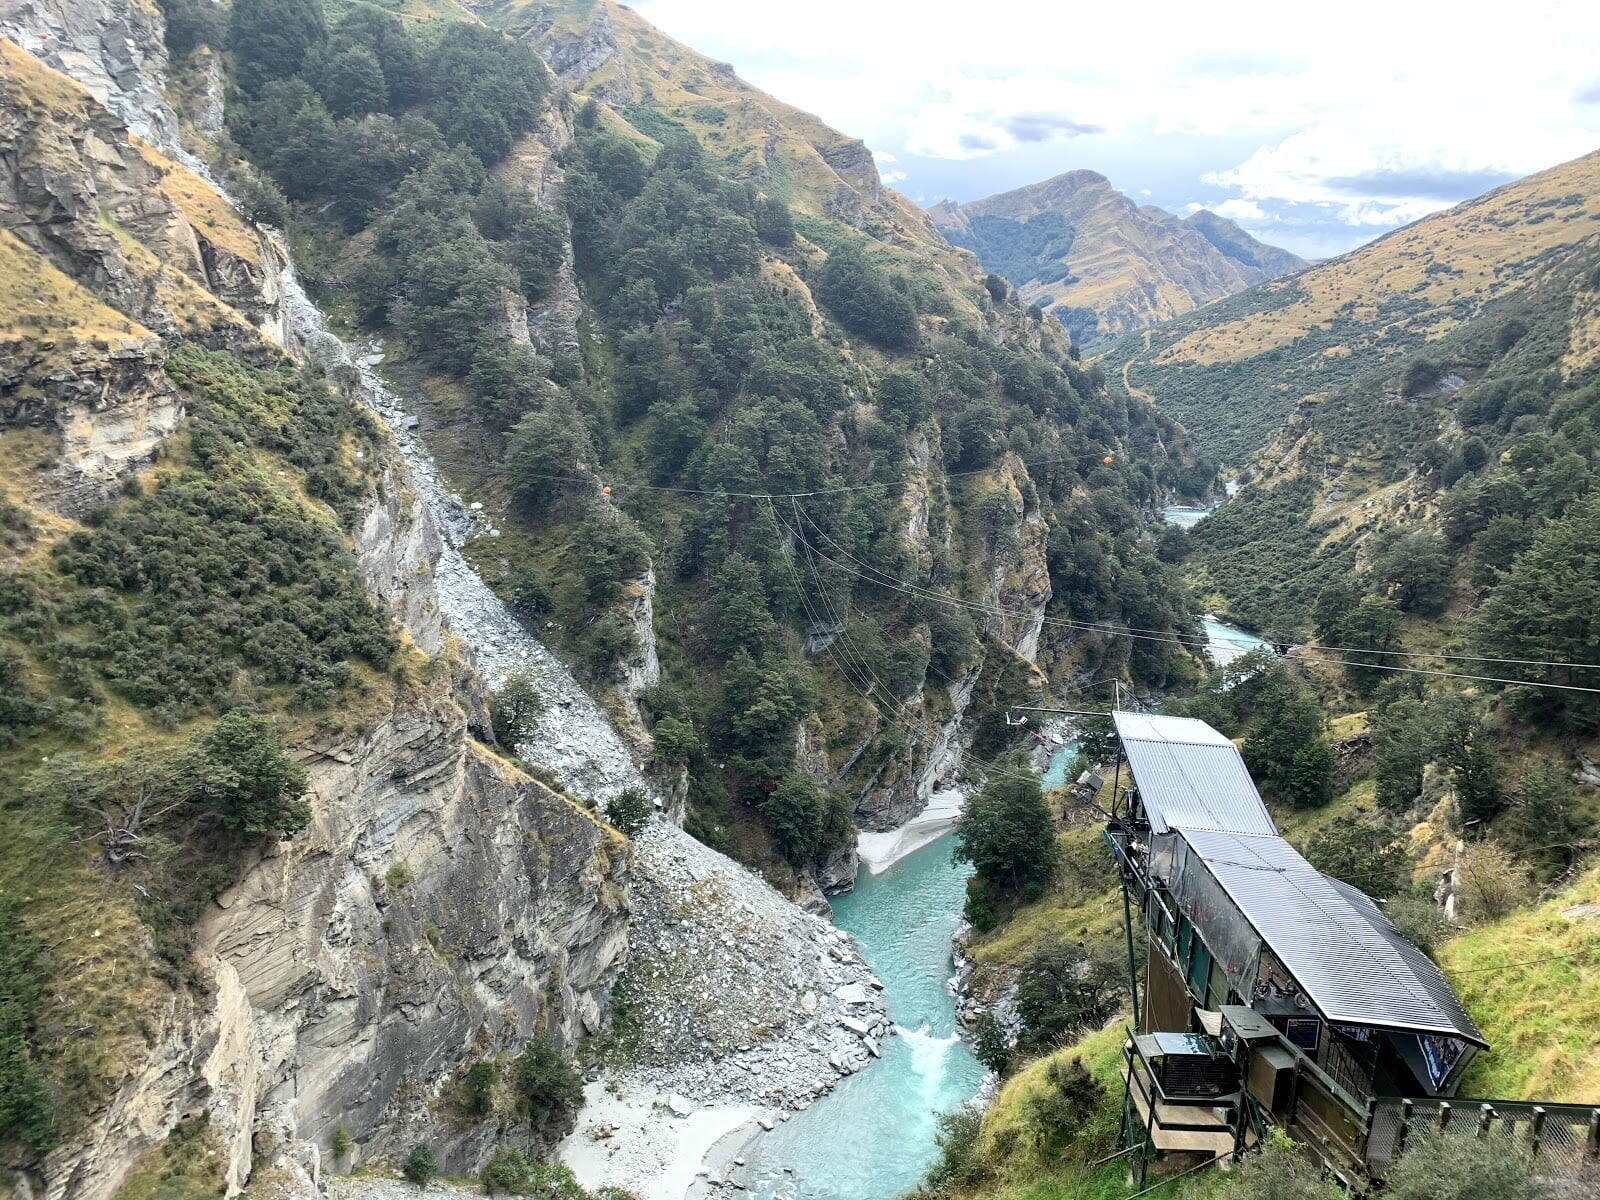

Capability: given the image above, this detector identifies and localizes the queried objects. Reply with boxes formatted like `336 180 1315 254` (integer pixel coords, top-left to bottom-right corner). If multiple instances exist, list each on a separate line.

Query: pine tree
230 0 326 92
1474 493 1600 728
1242 666 1334 807
954 769 1059 895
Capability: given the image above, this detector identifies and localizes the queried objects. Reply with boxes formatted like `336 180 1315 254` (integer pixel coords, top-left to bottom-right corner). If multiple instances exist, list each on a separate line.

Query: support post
1437 1101 1451 1132
1395 1099 1413 1158
1121 874 1141 1029
1477 1104 1495 1139
1529 1107 1546 1158
1586 1108 1598 1160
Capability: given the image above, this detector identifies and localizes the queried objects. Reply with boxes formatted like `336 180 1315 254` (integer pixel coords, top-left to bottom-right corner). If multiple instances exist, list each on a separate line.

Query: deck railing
1362 1096 1600 1183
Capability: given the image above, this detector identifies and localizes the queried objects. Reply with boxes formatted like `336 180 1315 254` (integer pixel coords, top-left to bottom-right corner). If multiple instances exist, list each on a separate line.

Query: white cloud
632 0 1600 249
1212 198 1267 222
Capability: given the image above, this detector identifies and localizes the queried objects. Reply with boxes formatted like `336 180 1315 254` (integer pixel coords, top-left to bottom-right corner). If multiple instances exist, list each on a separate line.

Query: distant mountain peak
927 175 1304 346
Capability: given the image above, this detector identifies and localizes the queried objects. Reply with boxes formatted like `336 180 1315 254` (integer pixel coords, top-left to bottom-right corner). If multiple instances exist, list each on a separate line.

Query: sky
630 0 1600 260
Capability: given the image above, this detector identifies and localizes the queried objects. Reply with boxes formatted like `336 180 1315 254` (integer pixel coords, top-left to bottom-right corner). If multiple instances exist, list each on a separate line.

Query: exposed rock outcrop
0 0 180 149
41 682 632 1200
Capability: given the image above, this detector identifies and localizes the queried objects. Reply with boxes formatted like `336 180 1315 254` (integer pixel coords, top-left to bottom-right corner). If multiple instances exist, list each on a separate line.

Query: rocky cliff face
0 33 288 511
42 679 632 1200
928 170 1305 346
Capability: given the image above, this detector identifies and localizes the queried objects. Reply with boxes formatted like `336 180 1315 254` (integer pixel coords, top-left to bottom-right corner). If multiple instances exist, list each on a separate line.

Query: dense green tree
1022 1057 1106 1155
707 552 778 659
1434 696 1501 825
754 195 794 246
983 273 1008 303
1242 666 1334 808
402 1145 437 1186
760 772 829 865
1304 818 1408 898
576 515 652 603
1372 695 1434 810
713 652 817 768
876 369 931 426
506 404 596 511
604 788 655 837
491 671 543 750
1333 593 1404 693
954 769 1058 900
332 4 423 107
1473 493 1600 729
1012 941 1123 1055
461 1060 497 1117
814 242 919 350
230 0 326 92
185 712 310 836
1370 529 1452 615
313 43 386 116
158 0 224 58
1498 758 1586 879
514 1038 583 1139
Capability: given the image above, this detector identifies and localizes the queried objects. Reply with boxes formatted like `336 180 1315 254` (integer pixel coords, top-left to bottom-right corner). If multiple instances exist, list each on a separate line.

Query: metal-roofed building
1102 711 1597 1188
1107 712 1485 1104
1180 829 1484 1048
1112 711 1278 837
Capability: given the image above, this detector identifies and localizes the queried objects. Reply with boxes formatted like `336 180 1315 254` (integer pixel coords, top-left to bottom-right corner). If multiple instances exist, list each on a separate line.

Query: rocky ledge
617 821 890 1109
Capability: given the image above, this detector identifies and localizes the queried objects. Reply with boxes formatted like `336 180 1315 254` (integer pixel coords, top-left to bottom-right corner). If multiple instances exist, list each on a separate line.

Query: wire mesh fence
1365 1097 1600 1184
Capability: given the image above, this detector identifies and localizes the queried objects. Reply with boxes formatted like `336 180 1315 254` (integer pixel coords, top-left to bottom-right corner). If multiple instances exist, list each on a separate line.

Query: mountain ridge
1100 146 1600 463
927 168 1305 346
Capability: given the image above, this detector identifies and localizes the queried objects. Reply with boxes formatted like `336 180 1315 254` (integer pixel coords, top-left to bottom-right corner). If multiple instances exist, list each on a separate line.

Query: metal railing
1363 1096 1600 1183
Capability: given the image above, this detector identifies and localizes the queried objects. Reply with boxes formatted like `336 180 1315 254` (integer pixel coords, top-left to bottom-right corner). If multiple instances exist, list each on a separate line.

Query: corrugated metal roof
1113 712 1277 836
1180 829 1485 1044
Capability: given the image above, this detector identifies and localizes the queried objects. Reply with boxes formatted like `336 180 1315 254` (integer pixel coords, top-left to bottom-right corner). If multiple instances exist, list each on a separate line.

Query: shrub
515 1038 583 1138
1214 1129 1338 1199
402 1144 436 1186
604 788 654 837
972 1013 1012 1076
462 1060 497 1117
918 1108 988 1194
492 671 544 749
1452 842 1532 923
331 1123 350 1161
1012 942 1123 1056
1383 1129 1560 1199
1021 1057 1104 1154
650 716 702 766
1384 895 1452 954
481 1146 588 1198
0 899 54 1153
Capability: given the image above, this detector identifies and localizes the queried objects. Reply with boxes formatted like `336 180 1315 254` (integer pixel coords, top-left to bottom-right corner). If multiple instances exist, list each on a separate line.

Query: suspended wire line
793 503 1600 673
535 456 1600 672
766 499 1053 794
782 506 1600 696
1450 951 1594 975
507 450 1090 502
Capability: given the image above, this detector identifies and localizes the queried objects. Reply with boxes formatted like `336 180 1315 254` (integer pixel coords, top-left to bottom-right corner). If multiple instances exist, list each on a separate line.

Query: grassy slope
956 1019 1231 1200
1437 867 1600 1102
